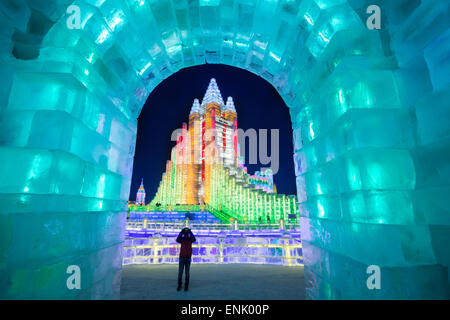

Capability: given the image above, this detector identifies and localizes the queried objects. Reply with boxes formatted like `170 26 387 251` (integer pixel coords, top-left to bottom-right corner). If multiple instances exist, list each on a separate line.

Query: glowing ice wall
123 236 303 266
0 0 448 299
208 164 298 223
291 1 450 299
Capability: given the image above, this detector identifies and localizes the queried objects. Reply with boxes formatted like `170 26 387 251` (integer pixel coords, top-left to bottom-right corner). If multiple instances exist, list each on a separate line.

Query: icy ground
120 264 305 300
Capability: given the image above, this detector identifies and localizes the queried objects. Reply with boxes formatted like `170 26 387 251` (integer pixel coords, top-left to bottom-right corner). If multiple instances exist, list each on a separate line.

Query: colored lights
147 79 298 224
0 0 447 301
123 235 302 266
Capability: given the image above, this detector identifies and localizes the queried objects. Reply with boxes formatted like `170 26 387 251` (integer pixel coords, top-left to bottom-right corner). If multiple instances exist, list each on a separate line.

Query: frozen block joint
0 0 448 301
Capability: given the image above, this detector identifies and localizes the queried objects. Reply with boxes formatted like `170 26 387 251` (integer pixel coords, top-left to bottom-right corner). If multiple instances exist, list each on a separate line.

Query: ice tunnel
0 0 449 299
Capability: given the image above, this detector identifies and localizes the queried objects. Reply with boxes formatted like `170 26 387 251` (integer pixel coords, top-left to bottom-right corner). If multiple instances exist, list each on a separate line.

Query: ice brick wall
292 1 450 299
0 0 137 299
123 236 303 266
0 0 448 299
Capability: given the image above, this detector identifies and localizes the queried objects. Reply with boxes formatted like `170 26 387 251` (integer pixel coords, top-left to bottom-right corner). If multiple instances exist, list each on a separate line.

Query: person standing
176 227 196 291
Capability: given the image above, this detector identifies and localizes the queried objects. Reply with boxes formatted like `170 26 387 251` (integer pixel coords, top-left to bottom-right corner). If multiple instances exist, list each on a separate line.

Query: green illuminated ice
0 0 449 299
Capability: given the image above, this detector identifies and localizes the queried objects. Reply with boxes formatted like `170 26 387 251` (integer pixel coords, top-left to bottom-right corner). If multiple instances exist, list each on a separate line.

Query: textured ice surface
123 236 302 266
0 0 449 299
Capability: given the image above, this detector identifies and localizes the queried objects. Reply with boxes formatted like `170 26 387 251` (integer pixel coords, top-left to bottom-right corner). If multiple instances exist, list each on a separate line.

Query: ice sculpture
147 78 298 223
0 0 448 299
123 236 303 266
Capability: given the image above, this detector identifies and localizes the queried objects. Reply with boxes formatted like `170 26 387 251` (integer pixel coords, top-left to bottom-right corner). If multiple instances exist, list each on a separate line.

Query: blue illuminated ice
0 0 448 299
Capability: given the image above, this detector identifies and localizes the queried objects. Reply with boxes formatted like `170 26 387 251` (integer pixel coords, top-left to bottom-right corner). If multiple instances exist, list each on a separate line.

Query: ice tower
0 0 448 300
150 78 296 223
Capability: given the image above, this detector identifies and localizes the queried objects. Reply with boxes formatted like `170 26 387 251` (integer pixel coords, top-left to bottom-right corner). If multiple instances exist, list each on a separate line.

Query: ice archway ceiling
0 0 449 299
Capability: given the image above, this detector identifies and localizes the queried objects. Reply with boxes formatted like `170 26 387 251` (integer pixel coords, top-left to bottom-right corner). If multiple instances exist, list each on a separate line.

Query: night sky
129 64 296 201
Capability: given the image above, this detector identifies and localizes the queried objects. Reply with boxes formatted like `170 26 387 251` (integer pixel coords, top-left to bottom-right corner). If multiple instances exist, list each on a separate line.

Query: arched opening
122 65 301 299
130 64 296 206
0 1 448 299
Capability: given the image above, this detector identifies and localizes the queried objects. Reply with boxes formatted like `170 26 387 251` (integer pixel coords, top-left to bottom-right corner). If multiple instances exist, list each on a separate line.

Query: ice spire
189 98 201 115
202 78 224 106
224 96 236 113
136 178 146 205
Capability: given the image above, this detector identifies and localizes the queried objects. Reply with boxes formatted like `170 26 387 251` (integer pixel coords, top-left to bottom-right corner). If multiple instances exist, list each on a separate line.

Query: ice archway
0 0 449 299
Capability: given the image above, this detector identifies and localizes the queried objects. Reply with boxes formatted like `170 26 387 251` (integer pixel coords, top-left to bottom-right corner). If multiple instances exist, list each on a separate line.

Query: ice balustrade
123 236 303 266
126 219 300 231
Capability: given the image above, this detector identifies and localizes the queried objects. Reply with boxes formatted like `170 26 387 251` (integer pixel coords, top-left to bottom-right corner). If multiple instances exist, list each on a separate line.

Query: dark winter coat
176 229 196 258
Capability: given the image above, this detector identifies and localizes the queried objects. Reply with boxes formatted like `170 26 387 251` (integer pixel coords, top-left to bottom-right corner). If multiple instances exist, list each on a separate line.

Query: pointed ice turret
202 78 224 106
136 178 146 205
189 98 201 115
224 96 236 113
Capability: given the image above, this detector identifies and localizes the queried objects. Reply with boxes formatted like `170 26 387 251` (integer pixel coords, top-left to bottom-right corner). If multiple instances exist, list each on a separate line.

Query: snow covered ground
120 264 305 300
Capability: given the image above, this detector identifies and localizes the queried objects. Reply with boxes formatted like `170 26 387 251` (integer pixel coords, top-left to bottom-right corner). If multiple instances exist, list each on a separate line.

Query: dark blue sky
129 64 296 201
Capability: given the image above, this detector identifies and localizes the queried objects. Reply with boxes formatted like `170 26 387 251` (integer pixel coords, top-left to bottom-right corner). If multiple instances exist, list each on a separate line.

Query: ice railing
126 219 300 232
123 236 303 266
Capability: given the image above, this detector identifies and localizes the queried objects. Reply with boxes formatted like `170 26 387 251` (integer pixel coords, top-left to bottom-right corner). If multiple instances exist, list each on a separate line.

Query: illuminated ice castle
146 79 297 223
